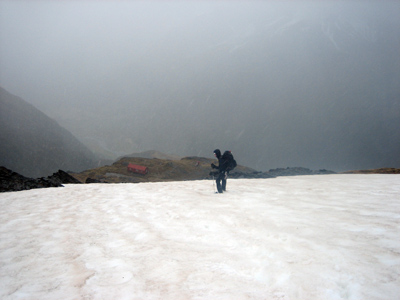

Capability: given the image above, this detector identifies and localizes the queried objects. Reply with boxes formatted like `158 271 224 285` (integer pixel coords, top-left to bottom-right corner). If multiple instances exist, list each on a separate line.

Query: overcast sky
3 0 398 103
1 1 399 171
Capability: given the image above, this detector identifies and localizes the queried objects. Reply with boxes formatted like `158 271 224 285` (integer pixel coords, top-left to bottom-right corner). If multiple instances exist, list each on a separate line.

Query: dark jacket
212 149 229 173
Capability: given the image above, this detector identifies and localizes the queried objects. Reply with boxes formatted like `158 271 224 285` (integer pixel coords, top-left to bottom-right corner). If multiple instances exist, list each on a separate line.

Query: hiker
211 149 236 193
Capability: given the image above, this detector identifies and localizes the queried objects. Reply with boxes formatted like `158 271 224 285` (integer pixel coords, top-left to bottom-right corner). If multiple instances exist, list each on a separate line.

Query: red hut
127 163 148 175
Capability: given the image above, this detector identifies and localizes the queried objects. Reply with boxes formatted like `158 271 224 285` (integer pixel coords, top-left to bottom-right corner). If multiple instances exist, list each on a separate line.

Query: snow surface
0 175 399 300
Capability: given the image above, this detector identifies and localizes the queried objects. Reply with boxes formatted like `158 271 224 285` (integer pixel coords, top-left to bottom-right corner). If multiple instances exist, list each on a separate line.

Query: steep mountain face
0 87 98 177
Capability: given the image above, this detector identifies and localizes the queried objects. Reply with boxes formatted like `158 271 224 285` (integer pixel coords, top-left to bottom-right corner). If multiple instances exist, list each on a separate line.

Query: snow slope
0 175 399 300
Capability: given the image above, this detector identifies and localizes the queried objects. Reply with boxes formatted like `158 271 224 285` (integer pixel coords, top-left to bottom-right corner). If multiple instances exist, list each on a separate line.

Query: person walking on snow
211 149 229 193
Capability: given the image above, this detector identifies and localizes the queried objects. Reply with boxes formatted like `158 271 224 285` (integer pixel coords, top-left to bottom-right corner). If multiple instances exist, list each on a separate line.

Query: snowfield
0 175 399 300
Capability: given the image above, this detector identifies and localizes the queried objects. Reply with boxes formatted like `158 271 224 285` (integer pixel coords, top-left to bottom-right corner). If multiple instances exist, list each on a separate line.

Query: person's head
213 149 221 158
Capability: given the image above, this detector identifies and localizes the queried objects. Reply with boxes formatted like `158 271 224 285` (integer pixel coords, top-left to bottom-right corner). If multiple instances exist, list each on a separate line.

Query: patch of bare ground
342 168 400 174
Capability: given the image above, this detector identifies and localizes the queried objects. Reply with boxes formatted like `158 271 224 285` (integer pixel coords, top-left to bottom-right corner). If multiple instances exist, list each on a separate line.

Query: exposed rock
211 171 275 179
266 167 336 177
210 167 335 180
85 178 107 184
46 170 82 186
342 168 400 174
314 169 337 175
0 166 81 193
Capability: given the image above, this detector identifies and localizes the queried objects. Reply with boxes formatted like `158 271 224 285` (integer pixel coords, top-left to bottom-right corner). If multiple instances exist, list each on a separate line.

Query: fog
1 1 399 172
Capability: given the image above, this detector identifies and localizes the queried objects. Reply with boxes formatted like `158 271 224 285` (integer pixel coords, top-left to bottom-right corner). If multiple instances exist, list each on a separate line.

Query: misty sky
1 1 399 171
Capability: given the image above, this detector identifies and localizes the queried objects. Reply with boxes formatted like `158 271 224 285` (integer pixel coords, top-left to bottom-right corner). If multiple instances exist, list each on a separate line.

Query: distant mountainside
0 87 98 177
121 150 182 161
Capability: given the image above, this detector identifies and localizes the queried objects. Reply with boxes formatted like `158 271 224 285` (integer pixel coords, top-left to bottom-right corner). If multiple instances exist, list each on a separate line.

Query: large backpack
222 150 237 172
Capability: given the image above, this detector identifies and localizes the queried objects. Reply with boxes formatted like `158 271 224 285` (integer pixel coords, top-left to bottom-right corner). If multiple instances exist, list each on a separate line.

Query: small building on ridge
127 163 148 175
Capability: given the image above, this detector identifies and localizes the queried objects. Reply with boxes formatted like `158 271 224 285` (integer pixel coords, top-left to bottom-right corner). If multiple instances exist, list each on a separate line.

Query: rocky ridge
3 153 398 193
71 156 336 184
0 166 81 193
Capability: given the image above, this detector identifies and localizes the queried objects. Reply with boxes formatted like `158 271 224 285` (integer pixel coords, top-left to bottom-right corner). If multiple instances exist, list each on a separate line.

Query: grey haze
1 1 399 172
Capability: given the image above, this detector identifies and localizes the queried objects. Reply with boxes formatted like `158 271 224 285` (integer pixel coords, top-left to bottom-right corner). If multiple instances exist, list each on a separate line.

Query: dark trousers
216 172 227 193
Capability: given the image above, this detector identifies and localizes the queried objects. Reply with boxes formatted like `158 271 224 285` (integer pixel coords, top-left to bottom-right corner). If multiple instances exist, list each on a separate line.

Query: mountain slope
0 87 98 177
121 150 182 161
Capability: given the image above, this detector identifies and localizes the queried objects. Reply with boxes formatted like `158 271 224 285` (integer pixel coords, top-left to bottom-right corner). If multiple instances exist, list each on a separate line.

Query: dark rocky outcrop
224 167 336 179
46 170 82 185
342 168 400 174
266 167 336 177
85 178 108 184
211 171 275 179
0 166 81 193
